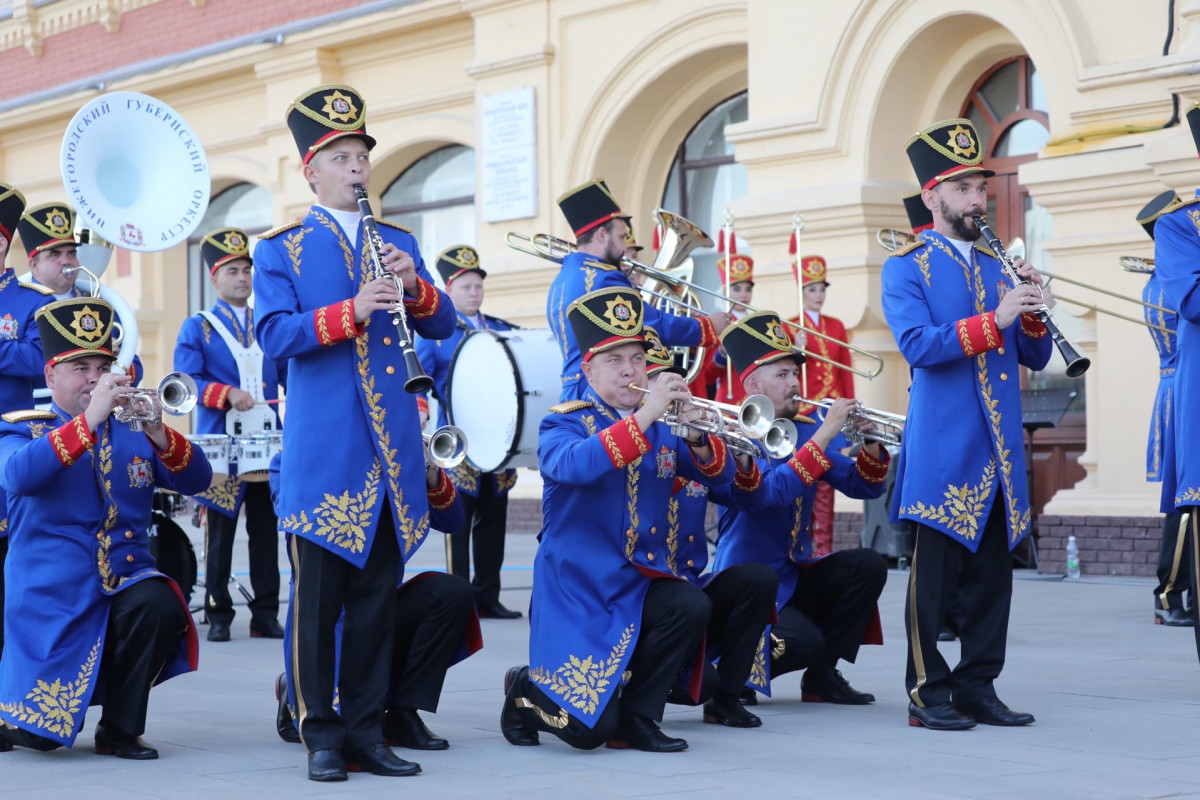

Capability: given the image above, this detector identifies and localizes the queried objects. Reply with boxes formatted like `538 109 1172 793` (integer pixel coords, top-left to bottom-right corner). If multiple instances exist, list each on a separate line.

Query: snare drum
446 328 559 472
234 432 282 482
186 434 231 487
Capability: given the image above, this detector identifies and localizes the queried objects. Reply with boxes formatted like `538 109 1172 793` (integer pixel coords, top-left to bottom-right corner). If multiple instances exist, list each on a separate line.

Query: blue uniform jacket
174 299 287 518
528 388 734 727
1142 271 1178 483
0 271 53 540
414 310 518 497
881 232 1052 551
0 406 210 746
253 207 456 568
1153 193 1200 511
547 251 714 401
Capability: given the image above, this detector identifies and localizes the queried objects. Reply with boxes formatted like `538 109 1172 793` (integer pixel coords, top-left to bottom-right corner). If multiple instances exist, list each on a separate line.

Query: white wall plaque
481 86 537 223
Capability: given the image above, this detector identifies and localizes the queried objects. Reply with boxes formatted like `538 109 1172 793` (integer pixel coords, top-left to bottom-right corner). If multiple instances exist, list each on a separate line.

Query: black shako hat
0 183 26 246
287 84 376 165
567 286 649 363
201 227 252 274
905 118 996 191
1187 101 1200 154
643 325 685 377
720 310 805 385
36 296 116 366
436 245 487 286
18 202 76 258
557 178 630 239
1135 190 1180 241
903 190 934 233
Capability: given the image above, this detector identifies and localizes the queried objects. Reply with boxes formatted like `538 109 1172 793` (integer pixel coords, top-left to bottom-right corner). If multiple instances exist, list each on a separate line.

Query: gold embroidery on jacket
529 624 634 715
666 497 680 576
624 460 642 560
903 459 997 541
0 638 101 739
196 475 243 513
279 461 381 553
747 633 769 689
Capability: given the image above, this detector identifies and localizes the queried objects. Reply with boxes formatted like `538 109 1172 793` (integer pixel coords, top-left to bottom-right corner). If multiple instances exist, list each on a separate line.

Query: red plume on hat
652 221 663 251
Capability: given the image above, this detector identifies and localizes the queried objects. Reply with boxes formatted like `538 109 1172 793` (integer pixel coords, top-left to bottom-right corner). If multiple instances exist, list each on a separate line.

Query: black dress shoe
1154 608 1195 627
477 600 522 619
501 665 540 746
207 622 231 642
251 618 286 639
907 701 976 730
702 692 762 728
94 722 158 760
954 696 1035 726
0 733 10 752
384 708 448 750
801 668 875 705
344 743 421 776
738 687 759 706
606 714 687 752
1 726 60 751
275 673 300 744
308 748 348 782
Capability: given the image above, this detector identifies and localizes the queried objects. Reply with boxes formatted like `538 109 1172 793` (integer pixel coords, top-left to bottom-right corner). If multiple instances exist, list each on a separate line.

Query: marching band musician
173 227 287 642
546 179 730 401
692 247 755 403
414 245 522 620
881 118 1052 730
1133 192 1192 627
709 312 889 707
269 452 483 753
0 297 210 758
641 326 779 728
623 220 644 263
253 83 457 782
502 287 734 753
20 203 85 300
1154 102 1200 661
790 255 855 559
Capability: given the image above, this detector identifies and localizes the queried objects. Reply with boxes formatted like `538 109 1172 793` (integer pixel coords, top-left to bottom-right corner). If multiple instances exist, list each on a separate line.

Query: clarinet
972 215 1090 378
353 184 434 394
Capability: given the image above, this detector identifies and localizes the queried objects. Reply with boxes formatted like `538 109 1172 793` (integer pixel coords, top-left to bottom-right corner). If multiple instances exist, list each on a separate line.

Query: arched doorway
382 144 476 270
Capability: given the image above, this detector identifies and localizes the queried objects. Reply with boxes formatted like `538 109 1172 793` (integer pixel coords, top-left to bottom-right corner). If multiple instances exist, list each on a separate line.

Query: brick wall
1037 515 1163 578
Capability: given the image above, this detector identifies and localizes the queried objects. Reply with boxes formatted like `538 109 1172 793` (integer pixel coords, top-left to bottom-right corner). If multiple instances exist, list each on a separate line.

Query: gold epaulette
582 258 619 272
973 241 997 259
1171 195 1200 211
892 238 926 258
376 219 412 233
18 281 53 296
2 409 56 423
549 400 593 414
793 414 816 425
258 221 302 240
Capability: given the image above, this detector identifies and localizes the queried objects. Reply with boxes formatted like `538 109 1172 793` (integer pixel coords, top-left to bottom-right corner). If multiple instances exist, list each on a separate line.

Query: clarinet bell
401 348 434 394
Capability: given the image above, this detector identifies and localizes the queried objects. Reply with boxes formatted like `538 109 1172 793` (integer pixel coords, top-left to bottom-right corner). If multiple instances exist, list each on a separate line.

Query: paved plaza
3 518 1200 799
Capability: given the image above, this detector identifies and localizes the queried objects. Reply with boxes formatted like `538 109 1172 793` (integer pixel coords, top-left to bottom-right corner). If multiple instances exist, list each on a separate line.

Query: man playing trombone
881 118 1053 730
546 179 729 401
709 312 890 706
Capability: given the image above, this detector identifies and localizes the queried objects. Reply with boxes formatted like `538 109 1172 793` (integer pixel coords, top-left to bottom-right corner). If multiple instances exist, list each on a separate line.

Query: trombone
114 372 198 432
794 395 905 448
424 425 468 470
629 384 797 458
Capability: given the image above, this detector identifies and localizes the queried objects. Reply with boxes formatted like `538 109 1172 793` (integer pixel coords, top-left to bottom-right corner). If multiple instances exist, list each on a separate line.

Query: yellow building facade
0 0 1196 520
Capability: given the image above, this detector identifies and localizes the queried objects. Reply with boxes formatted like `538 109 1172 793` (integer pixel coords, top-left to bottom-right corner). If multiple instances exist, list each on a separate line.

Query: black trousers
513 578 710 749
905 498 1012 707
771 548 888 678
0 536 6 659
1184 509 1200 661
204 482 280 627
449 480 509 605
386 572 475 713
1155 511 1192 611
289 503 400 754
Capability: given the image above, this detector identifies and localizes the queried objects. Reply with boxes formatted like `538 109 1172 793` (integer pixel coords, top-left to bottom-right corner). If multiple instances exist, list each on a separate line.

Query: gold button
997 347 1005 355
97 533 104 541
687 559 694 568
647 552 655 561
1000 372 1008 381
688 536 695 543
650 526 657 535
383 337 392 345
125 531 133 539
126 554 134 563
386 366 395 375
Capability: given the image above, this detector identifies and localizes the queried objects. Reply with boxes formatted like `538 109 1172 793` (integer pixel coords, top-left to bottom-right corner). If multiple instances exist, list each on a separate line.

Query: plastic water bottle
1065 535 1081 580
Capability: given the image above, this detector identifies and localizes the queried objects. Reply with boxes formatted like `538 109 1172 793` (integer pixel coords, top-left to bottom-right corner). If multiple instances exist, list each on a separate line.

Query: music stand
1018 388 1078 569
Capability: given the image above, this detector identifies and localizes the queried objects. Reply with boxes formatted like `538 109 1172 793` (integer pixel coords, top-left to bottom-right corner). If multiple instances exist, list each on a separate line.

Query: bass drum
446 328 559 472
149 512 197 605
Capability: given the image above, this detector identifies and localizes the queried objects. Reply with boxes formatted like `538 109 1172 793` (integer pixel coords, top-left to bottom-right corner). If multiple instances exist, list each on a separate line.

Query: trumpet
113 372 198 432
424 425 468 469
630 384 797 458
794 395 905 448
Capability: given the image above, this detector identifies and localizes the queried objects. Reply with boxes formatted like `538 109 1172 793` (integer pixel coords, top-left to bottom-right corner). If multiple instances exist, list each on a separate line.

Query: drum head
150 515 197 604
447 331 519 473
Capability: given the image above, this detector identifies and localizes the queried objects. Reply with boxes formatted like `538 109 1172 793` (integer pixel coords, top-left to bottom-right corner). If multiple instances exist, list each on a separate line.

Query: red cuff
416 396 430 417
697 315 720 348
201 383 233 410
1019 312 1048 339
855 446 890 484
427 469 457 510
735 459 762 493
314 299 362 346
956 311 1004 357
599 416 651 469
690 433 728 479
404 277 441 320
155 427 195 473
48 415 95 467
788 440 832 488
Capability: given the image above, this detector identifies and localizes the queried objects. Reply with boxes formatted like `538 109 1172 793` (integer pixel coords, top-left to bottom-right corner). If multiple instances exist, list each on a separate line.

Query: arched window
661 92 748 306
382 145 476 269
187 183 273 315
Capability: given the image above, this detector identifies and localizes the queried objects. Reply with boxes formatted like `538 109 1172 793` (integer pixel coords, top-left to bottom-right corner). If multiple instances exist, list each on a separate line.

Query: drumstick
254 399 282 406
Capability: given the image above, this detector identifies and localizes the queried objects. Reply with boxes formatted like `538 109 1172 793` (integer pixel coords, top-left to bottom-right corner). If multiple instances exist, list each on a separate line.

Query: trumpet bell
425 425 468 469
158 372 198 416
738 394 776 439
763 418 798 459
